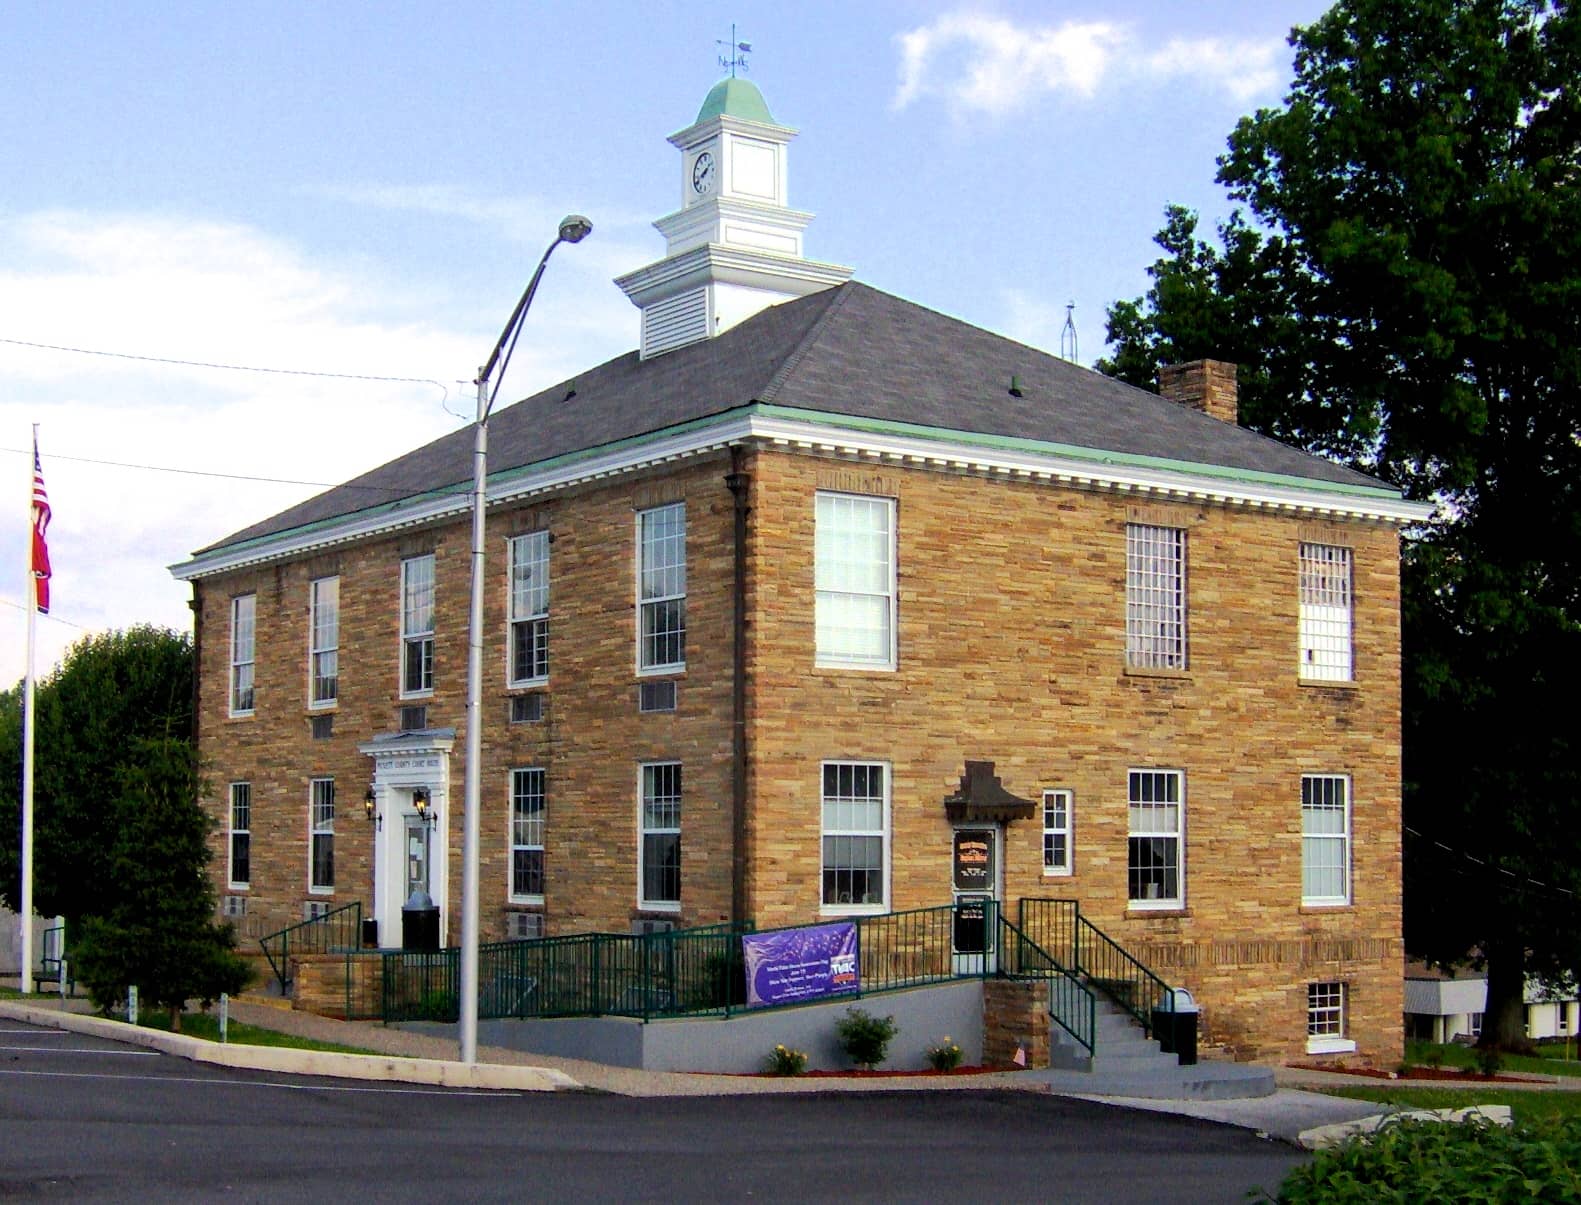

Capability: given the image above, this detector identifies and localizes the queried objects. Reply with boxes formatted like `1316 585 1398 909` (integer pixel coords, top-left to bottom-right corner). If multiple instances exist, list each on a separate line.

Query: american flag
31 433 51 614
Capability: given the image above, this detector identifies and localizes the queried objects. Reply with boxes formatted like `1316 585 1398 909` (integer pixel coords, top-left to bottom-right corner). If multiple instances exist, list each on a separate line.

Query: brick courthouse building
173 79 1428 1064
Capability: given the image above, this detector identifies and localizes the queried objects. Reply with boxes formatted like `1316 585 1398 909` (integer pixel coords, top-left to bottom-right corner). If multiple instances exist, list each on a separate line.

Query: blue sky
0 0 1328 683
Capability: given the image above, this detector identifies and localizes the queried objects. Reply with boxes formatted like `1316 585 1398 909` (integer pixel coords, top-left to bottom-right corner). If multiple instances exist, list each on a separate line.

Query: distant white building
1404 960 1581 1042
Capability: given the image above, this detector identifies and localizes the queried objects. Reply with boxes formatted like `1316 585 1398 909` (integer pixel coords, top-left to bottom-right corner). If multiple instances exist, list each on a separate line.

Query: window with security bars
1126 525 1186 670
1128 769 1183 906
814 492 896 668
638 504 686 672
1299 544 1353 681
510 768 545 901
309 576 339 706
1042 789 1072 875
509 532 549 685
401 555 435 695
1308 981 1346 1039
640 762 681 908
230 594 256 715
822 762 887 910
309 778 335 892
1302 774 1350 904
228 782 251 888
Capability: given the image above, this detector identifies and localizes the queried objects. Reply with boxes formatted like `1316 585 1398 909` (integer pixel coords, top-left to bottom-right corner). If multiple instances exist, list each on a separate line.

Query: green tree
70 737 251 1027
0 625 193 927
1101 0 1581 1048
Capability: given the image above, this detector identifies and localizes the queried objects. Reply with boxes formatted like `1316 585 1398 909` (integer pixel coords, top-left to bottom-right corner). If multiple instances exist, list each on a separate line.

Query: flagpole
20 425 38 994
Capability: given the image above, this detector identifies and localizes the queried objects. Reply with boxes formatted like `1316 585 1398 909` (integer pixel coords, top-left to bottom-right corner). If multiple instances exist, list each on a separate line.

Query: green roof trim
191 401 1411 567
696 78 776 125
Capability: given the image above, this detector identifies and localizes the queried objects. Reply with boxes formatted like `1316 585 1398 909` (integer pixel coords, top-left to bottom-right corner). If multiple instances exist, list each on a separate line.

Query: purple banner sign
742 922 860 1008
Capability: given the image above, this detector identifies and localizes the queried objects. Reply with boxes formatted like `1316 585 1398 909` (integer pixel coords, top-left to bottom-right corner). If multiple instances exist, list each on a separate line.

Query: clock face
691 151 715 194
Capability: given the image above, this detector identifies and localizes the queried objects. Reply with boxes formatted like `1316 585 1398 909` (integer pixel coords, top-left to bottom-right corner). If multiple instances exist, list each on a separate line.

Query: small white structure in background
1404 959 1581 1042
1 906 62 987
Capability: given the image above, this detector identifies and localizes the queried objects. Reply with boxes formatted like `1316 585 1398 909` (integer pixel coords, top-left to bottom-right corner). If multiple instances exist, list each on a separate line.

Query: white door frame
951 823 1003 975
359 731 454 948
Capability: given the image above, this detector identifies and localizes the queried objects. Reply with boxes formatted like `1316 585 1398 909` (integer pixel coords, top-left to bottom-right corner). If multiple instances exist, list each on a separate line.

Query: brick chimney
1158 359 1239 425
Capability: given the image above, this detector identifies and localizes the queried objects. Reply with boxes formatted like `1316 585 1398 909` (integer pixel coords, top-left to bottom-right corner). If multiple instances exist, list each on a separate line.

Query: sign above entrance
943 761 1037 823
953 829 994 891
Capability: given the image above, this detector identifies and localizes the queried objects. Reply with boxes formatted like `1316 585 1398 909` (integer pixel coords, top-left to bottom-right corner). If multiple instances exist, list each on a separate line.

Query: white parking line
0 1044 160 1056
0 1068 522 1097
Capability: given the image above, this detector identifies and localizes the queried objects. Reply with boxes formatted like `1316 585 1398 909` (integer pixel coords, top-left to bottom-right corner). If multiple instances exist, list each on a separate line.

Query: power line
0 596 88 629
0 445 413 494
0 335 453 404
1404 824 1578 903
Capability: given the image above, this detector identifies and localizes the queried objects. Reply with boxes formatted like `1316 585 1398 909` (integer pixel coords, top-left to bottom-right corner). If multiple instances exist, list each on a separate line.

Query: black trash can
1151 988 1199 1066
401 890 440 952
361 917 380 949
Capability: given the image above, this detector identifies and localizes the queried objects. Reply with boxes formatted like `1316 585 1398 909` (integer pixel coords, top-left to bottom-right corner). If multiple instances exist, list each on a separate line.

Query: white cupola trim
616 78 851 358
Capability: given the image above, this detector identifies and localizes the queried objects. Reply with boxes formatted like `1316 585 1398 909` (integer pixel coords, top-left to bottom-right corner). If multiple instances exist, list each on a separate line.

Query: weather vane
717 24 751 77
1060 301 1079 363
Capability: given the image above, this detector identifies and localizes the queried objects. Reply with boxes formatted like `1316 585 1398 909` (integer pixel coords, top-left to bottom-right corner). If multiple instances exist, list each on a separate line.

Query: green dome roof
696 78 776 125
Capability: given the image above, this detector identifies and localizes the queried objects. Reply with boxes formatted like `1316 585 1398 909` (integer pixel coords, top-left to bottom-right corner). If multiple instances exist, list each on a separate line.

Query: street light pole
460 215 591 1064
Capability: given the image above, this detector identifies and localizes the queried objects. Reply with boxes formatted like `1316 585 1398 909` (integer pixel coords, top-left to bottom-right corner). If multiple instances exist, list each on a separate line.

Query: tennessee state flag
31 433 51 614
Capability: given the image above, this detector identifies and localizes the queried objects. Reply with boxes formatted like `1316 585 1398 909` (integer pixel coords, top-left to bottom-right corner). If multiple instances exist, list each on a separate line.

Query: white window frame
309 576 339 708
637 503 687 674
309 777 335 894
1306 981 1356 1054
820 761 890 916
228 782 251 890
509 767 546 904
508 532 550 687
1125 524 1187 670
1299 543 1354 681
1042 789 1073 876
1127 769 1184 909
400 554 435 697
638 762 682 912
814 492 897 670
1301 774 1352 906
229 594 256 716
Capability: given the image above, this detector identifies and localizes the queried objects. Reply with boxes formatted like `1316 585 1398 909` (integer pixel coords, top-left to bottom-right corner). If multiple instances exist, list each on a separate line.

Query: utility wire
1404 824 1578 903
0 596 88 629
0 445 414 494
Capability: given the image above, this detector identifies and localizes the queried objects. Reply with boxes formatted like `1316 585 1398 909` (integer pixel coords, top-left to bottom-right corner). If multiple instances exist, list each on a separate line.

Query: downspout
725 451 751 926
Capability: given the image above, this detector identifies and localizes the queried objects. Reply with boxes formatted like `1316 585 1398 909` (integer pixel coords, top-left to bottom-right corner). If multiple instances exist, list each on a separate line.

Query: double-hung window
815 492 896 669
1125 524 1186 670
401 555 435 696
1301 774 1351 905
1307 981 1354 1053
510 768 545 902
228 783 251 889
637 504 686 673
639 762 681 909
309 778 335 893
309 576 339 706
229 594 256 715
508 532 550 686
821 762 888 911
1299 544 1353 681
1042 789 1073 875
1128 769 1183 907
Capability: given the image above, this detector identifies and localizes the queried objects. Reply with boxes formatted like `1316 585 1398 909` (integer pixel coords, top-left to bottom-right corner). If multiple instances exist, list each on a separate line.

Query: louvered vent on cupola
641 288 709 358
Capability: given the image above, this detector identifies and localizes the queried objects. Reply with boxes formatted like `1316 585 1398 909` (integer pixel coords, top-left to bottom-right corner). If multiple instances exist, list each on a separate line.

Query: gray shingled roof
201 281 1383 553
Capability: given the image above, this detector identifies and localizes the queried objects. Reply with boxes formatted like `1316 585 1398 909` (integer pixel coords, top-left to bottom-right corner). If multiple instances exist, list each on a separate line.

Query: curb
0 1000 580 1093
1298 1104 1514 1150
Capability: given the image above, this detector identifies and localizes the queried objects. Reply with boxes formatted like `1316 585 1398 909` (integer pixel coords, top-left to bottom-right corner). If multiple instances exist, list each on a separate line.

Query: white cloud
892 9 1286 118
0 205 636 688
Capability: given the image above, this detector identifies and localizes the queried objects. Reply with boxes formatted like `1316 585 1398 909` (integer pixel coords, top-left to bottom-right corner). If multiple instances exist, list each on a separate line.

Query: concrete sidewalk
2 994 1403 1144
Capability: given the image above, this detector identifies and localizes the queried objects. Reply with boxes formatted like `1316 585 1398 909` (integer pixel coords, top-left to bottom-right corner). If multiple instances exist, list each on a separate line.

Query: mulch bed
1291 1063 1533 1084
739 1064 1009 1078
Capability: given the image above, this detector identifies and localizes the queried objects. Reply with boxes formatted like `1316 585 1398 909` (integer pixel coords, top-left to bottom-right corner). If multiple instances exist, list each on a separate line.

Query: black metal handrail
258 901 362 993
998 913 1095 1056
1020 898 1173 1033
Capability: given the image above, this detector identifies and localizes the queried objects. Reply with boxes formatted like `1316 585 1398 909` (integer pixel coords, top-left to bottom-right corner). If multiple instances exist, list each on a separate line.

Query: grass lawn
1320 1084 1581 1125
1407 1038 1581 1080
136 1010 375 1055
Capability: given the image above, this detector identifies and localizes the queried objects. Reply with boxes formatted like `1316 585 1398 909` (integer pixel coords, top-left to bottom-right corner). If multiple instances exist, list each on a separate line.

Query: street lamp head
558 215 593 244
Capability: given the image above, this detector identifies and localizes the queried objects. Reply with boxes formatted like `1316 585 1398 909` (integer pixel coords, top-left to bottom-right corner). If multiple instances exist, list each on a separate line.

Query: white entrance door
405 816 431 905
951 825 1001 975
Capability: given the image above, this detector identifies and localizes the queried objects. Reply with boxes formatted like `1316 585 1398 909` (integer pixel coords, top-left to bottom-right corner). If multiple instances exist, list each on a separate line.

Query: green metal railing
258 902 362 993
40 923 73 993
1019 898 1173 1035
851 904 962 992
997 913 1094 1055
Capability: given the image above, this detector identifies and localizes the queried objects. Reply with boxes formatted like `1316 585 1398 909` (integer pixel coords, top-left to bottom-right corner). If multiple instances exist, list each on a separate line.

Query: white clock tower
616 78 852 358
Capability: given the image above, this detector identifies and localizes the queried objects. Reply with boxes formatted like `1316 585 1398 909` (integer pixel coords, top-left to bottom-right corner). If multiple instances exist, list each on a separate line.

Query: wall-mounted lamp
413 786 433 824
364 786 380 831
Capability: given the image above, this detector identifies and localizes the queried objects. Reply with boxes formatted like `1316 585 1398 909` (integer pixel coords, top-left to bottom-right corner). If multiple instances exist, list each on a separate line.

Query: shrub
1274 1116 1581 1202
926 1036 963 1072
1475 1045 1505 1078
764 1044 807 1076
1423 1046 1446 1070
835 1007 898 1070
